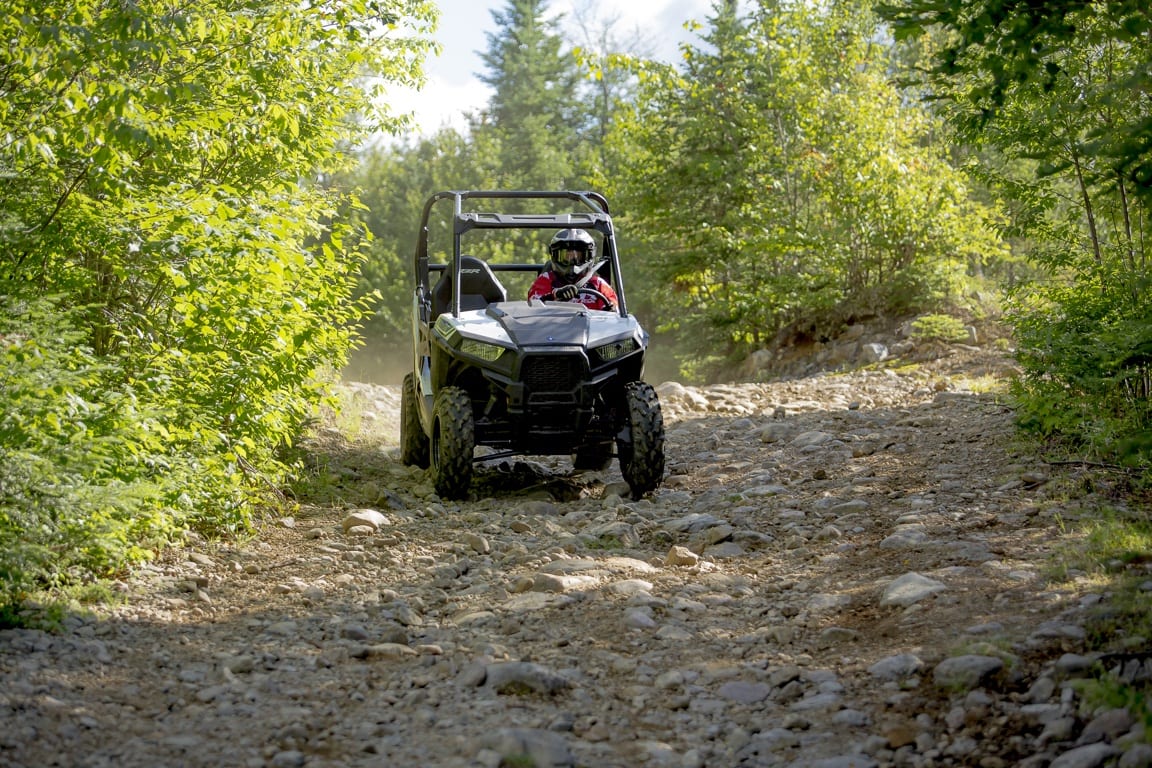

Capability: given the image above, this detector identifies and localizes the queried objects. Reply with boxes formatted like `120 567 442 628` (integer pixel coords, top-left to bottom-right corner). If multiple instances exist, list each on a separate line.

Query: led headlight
594 338 637 362
434 315 458 341
461 338 506 362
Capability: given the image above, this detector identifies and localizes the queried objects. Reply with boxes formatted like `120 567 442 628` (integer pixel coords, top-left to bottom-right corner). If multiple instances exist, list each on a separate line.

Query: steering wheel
539 287 615 310
576 287 614 310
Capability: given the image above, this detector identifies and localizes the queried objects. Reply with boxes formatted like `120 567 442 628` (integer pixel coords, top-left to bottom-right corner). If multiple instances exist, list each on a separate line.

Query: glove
553 284 579 301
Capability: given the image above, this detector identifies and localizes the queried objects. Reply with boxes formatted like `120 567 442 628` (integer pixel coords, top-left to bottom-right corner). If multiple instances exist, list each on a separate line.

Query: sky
385 0 716 136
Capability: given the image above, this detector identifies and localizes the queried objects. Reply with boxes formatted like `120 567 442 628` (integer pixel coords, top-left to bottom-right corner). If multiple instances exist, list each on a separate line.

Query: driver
528 228 617 311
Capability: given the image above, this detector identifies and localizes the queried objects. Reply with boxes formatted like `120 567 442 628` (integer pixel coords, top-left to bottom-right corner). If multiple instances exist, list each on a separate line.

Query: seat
431 255 507 317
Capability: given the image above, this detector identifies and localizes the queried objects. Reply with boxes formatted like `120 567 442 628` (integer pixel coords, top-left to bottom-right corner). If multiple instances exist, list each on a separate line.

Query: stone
604 579 653 597
484 662 571 695
464 533 490 554
1120 744 1152 768
624 608 658 629
818 626 859 646
806 757 879 768
1039 718 1079 746
832 709 871 727
341 508 390 532
933 655 1004 691
807 593 853 613
879 529 929 548
532 573 598 593
481 728 576 768
1049 744 1119 768
881 573 947 607
1077 708 1134 745
270 751 306 768
716 681 773 704
859 343 889 363
665 545 700 567
790 430 835 448
357 642 417 659
789 692 843 712
869 654 925 682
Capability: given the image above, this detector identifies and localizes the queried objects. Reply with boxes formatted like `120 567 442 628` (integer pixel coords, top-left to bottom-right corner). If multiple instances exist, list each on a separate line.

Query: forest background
1 0 1149 615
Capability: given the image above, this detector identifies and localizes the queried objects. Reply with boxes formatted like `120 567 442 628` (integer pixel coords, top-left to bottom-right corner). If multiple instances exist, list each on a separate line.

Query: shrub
0 296 188 608
910 313 971 343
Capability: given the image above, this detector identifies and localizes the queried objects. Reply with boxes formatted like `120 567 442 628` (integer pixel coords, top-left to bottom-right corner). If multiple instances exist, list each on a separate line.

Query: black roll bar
413 190 626 318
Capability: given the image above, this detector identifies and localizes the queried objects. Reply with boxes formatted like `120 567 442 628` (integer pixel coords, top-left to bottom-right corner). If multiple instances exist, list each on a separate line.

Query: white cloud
381 74 489 136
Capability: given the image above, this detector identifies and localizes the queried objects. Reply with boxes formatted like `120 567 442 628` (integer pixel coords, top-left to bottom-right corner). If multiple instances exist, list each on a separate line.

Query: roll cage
413 190 631 321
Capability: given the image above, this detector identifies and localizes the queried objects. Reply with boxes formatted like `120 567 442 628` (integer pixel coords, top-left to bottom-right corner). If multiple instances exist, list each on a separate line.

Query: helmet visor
555 248 587 267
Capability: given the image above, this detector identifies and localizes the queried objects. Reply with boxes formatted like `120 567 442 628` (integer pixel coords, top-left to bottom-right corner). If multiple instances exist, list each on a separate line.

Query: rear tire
431 386 475 500
617 382 665 499
400 373 429 468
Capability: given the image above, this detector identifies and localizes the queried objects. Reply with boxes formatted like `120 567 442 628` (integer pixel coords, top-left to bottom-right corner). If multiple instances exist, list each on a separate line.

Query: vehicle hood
444 300 642 350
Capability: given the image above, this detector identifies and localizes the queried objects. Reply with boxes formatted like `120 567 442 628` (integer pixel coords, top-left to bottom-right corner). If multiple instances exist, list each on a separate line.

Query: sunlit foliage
881 0 1152 468
599 0 1007 372
0 0 437 608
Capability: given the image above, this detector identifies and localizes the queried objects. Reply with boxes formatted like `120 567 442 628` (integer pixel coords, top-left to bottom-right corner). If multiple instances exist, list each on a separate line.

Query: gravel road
3 346 1148 768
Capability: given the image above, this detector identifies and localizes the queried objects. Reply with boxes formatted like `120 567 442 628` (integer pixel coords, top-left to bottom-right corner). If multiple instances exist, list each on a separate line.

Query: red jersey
528 272 618 311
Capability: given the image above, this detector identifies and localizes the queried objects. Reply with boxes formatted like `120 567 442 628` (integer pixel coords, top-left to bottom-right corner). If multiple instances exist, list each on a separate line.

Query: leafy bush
0 296 189 607
880 0 1152 481
910 314 971 343
1012 287 1152 471
600 2 1008 362
0 0 436 616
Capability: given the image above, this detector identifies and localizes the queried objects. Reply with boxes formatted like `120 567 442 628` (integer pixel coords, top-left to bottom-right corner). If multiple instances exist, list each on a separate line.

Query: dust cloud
341 339 408 386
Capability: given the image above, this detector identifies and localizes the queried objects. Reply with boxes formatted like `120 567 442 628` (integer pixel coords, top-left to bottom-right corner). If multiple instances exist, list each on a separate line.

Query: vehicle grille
522 355 583 396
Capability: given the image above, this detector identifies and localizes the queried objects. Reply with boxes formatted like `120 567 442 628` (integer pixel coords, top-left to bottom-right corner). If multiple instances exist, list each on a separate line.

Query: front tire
431 386 475 500
400 373 429 468
617 382 665 499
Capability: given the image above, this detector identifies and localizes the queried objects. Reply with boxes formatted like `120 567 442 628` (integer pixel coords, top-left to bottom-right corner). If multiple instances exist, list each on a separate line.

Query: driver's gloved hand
553 284 579 301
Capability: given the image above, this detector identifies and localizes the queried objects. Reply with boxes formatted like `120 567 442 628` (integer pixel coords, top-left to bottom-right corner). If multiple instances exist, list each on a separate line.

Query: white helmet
547 229 595 278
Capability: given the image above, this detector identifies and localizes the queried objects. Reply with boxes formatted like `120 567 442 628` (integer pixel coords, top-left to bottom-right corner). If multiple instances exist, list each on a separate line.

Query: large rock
933 655 1004 691
341 508 390 532
880 573 947 607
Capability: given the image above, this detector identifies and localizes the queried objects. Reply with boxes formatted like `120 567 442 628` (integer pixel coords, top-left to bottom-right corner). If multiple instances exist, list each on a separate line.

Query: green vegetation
1076 574 1152 738
1046 501 1152 730
910 314 971 344
583 534 625 551
0 0 436 612
1050 506 1152 582
347 0 1010 383
4 0 1149 619
602 1 1007 372
881 0 1152 471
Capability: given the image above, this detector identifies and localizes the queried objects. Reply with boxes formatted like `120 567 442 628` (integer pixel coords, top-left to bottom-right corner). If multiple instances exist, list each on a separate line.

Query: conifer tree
476 0 585 188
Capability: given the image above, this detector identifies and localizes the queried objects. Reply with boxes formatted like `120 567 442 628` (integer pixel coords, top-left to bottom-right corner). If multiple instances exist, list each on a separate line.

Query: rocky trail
3 344 1150 768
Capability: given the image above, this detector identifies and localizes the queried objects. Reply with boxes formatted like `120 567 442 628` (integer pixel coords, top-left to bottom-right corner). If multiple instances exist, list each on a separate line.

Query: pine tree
476 0 584 188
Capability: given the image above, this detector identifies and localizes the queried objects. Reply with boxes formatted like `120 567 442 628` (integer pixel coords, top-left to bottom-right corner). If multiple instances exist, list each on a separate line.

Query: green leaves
603 1 1006 367
475 0 588 188
0 295 178 605
0 0 438 609
881 0 1152 473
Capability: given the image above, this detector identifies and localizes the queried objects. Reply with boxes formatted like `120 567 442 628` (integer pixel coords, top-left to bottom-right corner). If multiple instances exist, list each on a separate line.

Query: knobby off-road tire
431 386 475 500
617 381 665 499
400 373 430 468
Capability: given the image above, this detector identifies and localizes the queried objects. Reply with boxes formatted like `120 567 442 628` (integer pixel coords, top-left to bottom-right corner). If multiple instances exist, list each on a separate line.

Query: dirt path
2 346 1146 768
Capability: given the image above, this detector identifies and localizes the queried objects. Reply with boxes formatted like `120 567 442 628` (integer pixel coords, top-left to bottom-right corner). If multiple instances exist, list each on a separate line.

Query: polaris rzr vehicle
399 190 665 501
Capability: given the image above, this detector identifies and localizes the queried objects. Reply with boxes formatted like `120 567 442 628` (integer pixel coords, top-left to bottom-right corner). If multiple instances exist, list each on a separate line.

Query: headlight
461 338 507 362
594 338 637 362
434 315 458 341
